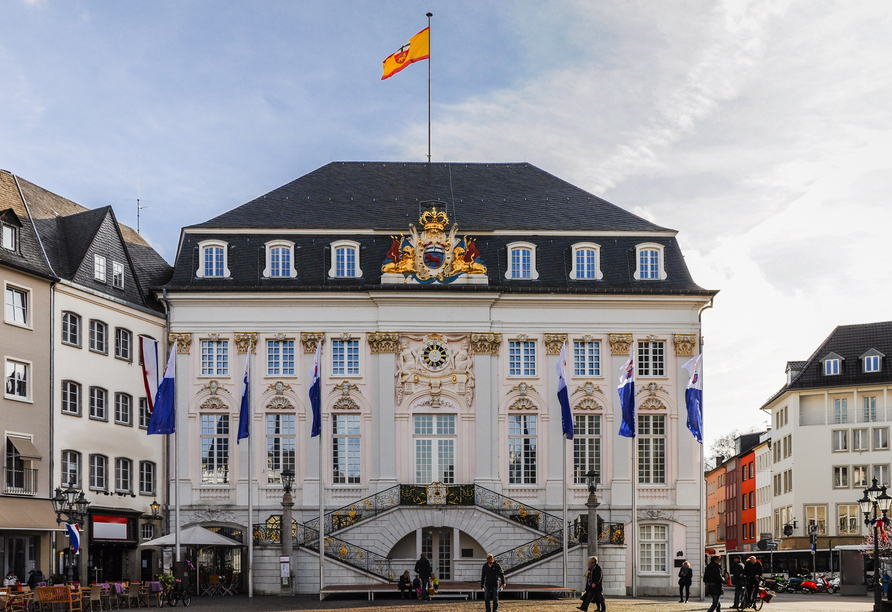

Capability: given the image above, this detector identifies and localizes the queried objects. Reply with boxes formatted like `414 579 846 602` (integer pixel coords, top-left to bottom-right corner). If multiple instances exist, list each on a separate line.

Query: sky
2 0 891 450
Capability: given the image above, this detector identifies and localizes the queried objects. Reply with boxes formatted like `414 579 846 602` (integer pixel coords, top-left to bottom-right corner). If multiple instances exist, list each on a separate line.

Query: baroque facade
162 162 716 595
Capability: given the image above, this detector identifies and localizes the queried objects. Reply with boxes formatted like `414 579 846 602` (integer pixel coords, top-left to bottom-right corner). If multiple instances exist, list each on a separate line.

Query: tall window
864 355 881 373
853 428 869 451
201 340 229 376
572 245 600 280
508 340 536 377
5 285 28 326
874 427 889 450
638 341 665 377
268 246 292 278
573 414 601 484
89 387 108 420
805 505 827 535
115 328 132 361
115 393 132 426
112 261 124 288
267 340 295 376
90 320 108 354
138 398 149 429
573 341 600 377
834 398 848 424
639 525 668 572
62 312 81 346
267 414 295 484
139 461 155 495
638 415 666 484
510 247 532 278
332 339 359 376
332 414 361 484
874 465 890 487
94 255 107 282
203 246 225 277
832 430 848 451
864 396 878 422
833 466 849 488
61 450 81 488
508 414 537 484
5 360 29 399
1 223 16 251
200 414 230 484
115 458 132 493
414 414 456 484
332 242 359 278
89 455 108 491
853 465 869 487
824 359 840 375
838 505 860 535
61 381 81 415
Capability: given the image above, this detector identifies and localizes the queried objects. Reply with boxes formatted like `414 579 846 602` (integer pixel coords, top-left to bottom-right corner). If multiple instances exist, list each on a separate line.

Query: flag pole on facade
557 341 573 589
237 342 253 597
309 339 323 592
683 350 705 599
617 351 636 596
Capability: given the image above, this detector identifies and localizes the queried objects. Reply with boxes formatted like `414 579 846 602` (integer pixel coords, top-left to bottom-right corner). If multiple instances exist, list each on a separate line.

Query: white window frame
838 504 861 536
115 327 132 361
834 398 848 424
61 450 81 488
4 357 31 402
89 320 108 354
115 457 133 493
266 413 295 484
200 414 230 484
833 465 849 489
89 454 108 491
853 464 869 488
874 464 890 487
873 427 889 451
328 240 362 278
115 393 133 426
4 282 31 328
633 243 667 281
832 429 848 452
853 428 869 451
139 461 155 495
89 387 108 421
637 340 666 377
639 524 668 573
413 414 457 485
196 239 230 278
141 524 155 540
332 413 361 484
508 414 538 485
263 240 297 278
61 312 81 347
331 338 360 377
200 340 229 376
824 359 840 375
865 355 881 373
638 414 666 484
267 339 296 376
111 261 124 288
570 243 603 280
505 241 539 280
94 254 107 282
1 222 17 251
61 380 81 416
138 398 149 429
572 339 601 377
508 340 537 377
573 414 601 485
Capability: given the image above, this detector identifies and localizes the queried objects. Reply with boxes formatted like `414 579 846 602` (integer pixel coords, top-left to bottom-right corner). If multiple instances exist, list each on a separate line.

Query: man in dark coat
480 554 506 612
730 555 745 609
577 556 605 612
414 553 432 601
704 555 724 612
744 556 763 606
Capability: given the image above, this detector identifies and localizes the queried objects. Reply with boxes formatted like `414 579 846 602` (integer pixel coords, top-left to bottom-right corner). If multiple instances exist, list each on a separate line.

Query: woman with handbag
678 560 693 603
704 555 725 612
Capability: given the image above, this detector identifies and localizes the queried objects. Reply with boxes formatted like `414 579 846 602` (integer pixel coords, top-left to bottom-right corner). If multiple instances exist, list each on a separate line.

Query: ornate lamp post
51 485 91 584
858 478 892 612
586 470 600 559
280 468 295 595
150 499 161 521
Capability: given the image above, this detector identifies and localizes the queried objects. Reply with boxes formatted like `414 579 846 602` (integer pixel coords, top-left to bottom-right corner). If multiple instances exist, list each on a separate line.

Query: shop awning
8 436 42 460
0 497 64 531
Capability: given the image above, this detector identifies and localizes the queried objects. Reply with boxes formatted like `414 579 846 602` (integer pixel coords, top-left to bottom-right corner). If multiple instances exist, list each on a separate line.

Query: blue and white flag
66 523 80 555
147 341 176 435
237 353 250 443
309 341 322 438
682 354 704 444
617 354 636 438
557 342 573 440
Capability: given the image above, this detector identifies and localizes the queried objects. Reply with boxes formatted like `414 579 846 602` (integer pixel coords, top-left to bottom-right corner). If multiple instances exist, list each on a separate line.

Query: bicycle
161 583 192 607
746 586 774 611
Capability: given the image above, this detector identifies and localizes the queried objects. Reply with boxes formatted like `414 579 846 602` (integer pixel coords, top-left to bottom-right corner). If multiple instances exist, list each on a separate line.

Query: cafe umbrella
140 526 241 593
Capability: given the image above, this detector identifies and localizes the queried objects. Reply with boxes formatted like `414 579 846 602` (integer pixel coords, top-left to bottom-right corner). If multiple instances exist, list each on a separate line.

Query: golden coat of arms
381 204 487 283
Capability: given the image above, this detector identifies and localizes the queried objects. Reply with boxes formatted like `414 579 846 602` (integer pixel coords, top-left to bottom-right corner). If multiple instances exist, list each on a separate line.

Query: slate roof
170 162 714 296
4 173 173 312
190 162 672 232
0 170 56 279
761 321 892 410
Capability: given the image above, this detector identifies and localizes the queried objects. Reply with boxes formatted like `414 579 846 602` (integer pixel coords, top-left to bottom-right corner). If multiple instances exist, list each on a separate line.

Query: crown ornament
420 207 449 232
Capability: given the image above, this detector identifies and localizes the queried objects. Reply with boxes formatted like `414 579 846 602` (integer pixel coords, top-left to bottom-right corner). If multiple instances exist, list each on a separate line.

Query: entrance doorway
421 529 452 579
140 550 154 582
4 536 37 581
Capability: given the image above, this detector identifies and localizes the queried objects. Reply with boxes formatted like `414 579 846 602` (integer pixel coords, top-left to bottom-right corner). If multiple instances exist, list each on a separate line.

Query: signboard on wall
93 516 129 540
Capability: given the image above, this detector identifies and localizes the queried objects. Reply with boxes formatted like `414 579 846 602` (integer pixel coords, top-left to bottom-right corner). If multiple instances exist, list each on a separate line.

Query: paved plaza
171 593 876 612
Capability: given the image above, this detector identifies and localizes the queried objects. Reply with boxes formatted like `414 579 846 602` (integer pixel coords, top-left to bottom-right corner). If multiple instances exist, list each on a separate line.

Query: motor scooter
801 573 835 594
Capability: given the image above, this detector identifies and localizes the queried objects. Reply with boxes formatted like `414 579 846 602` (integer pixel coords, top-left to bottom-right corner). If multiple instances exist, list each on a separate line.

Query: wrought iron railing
496 531 564 574
253 515 296 545
399 483 475 506
304 485 402 535
572 517 625 545
474 486 564 534
4 466 38 495
297 523 396 581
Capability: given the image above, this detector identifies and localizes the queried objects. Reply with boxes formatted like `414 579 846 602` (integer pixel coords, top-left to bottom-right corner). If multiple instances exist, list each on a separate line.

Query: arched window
505 242 539 280
61 312 81 347
263 241 297 278
61 450 81 488
634 243 667 280
570 243 603 280
329 240 362 278
197 240 230 278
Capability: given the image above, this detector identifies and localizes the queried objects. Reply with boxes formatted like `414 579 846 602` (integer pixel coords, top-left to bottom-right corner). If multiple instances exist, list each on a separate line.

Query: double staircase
253 483 624 582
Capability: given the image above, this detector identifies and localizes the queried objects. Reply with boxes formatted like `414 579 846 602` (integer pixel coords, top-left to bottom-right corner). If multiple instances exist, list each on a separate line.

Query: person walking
730 555 745 609
577 556 604 612
480 554 506 612
414 553 432 601
704 555 725 612
678 560 693 603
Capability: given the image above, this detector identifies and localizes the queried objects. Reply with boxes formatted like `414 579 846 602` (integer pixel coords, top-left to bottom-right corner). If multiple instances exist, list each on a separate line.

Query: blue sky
3 0 891 447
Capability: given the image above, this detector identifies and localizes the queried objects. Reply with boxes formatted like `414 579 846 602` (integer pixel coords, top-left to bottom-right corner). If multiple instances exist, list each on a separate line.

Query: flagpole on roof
427 12 432 163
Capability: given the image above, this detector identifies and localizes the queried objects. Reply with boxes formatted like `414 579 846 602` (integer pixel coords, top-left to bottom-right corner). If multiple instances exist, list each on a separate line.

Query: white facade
754 436 772 542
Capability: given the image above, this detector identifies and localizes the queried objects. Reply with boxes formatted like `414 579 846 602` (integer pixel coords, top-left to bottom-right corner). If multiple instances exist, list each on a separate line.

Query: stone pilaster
473 340 500 492
370 332 399 493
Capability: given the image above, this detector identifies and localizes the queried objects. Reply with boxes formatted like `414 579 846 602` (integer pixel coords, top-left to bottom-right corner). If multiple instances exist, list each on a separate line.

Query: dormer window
263 241 296 278
1 223 16 251
821 352 843 375
197 240 230 278
94 255 107 282
329 240 361 278
861 349 884 373
570 243 603 280
634 243 666 280
506 242 539 280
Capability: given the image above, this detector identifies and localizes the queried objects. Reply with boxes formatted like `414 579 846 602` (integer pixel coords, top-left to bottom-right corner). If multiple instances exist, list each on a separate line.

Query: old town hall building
161 162 716 595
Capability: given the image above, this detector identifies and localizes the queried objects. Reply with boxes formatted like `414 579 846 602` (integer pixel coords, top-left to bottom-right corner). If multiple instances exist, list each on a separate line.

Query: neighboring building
762 322 892 550
161 161 717 595
0 170 58 581
753 433 772 545
1 172 172 583
705 457 726 555
724 457 739 551
739 448 756 550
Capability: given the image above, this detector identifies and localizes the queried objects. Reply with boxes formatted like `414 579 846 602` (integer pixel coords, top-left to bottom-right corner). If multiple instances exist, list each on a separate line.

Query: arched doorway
388 527 485 581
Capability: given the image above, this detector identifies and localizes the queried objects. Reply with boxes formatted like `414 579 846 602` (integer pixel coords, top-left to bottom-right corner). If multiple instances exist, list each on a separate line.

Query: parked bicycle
161 582 192 607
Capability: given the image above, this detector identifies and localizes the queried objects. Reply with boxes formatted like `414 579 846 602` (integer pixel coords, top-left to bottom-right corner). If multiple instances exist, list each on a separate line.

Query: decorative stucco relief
608 333 632 355
470 333 501 355
674 334 697 356
169 333 192 353
396 333 474 409
544 334 567 355
368 331 400 353
235 332 257 354
301 332 324 354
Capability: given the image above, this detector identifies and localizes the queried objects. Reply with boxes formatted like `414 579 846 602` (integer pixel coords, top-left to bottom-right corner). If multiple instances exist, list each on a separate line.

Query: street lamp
585 470 600 559
280 468 295 596
859 478 892 612
51 485 91 584
150 499 161 520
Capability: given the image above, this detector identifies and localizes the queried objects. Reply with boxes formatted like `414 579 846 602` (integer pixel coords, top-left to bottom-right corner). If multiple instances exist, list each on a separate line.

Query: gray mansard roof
168 162 714 296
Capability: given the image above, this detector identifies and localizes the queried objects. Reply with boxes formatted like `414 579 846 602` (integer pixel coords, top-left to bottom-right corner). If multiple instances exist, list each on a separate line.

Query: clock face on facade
422 341 450 371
